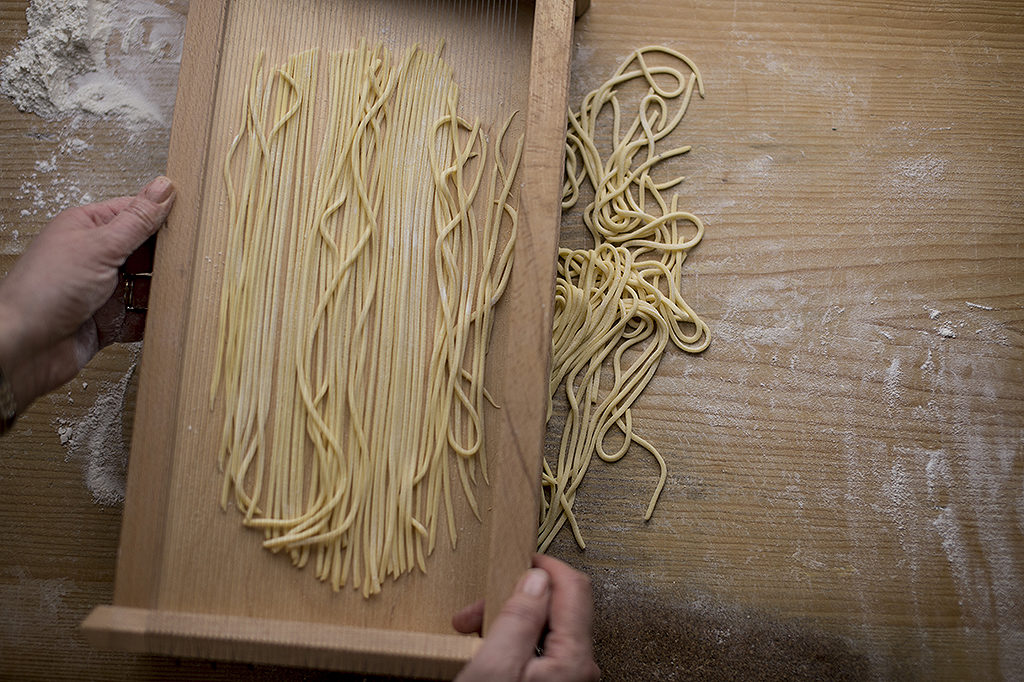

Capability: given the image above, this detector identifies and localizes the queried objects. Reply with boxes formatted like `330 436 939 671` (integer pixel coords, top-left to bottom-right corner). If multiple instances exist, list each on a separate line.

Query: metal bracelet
120 270 153 312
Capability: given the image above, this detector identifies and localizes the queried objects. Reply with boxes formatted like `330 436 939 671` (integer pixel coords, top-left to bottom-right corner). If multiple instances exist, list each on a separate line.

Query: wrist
0 297 42 417
0 297 27 368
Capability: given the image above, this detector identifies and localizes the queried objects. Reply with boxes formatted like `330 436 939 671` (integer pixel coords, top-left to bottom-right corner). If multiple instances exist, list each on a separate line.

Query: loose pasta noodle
213 43 523 596
540 46 710 552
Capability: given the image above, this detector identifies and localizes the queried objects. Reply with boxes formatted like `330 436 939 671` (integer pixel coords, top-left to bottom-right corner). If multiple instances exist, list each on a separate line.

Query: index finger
532 554 594 651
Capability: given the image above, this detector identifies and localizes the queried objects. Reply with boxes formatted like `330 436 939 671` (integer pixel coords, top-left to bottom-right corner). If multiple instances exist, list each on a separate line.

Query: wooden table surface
1 1 1021 679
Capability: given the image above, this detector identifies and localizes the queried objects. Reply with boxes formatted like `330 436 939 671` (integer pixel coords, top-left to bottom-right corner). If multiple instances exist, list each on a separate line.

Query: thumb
460 569 550 679
104 176 175 259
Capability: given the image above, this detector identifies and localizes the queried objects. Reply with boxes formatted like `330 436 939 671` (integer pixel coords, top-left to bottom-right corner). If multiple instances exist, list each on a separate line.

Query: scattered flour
0 0 184 130
923 306 963 339
0 0 184 234
0 567 73 649
15 164 94 221
880 153 952 205
914 326 1024 678
34 154 57 173
52 343 141 506
894 155 947 184
883 358 901 410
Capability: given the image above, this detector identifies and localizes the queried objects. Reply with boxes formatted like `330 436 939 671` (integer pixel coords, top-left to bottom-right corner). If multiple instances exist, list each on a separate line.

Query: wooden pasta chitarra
81 0 583 677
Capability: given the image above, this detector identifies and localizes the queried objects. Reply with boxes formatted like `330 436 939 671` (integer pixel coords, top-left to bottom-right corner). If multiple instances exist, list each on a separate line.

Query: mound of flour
0 0 184 130
53 343 142 506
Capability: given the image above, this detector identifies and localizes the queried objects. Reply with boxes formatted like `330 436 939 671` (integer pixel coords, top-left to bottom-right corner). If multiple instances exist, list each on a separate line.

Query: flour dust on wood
0 0 184 130
52 343 141 506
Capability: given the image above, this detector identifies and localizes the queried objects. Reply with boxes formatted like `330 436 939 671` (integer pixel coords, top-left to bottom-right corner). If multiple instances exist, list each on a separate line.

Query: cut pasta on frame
212 43 523 597
541 46 710 552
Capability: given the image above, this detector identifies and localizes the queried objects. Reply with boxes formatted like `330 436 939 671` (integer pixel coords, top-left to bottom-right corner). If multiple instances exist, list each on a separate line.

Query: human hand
0 176 175 413
453 554 601 682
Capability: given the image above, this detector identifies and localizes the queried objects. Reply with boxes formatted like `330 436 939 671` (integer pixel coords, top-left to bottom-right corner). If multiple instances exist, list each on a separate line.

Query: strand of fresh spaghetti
214 43 522 596
540 46 710 552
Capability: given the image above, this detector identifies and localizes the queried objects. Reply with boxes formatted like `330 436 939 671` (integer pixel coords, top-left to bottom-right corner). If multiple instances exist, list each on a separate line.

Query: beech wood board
73 0 575 677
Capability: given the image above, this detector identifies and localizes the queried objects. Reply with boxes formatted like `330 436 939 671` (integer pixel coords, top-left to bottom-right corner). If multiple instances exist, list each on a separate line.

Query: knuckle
499 596 543 625
54 205 86 225
124 198 157 224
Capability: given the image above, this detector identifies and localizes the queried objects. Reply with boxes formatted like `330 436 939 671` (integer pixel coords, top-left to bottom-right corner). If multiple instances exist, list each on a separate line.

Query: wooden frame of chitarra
81 0 578 677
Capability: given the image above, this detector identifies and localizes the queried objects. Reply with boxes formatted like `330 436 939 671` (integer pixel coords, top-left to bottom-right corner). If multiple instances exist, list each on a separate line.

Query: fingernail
520 568 549 597
143 176 174 203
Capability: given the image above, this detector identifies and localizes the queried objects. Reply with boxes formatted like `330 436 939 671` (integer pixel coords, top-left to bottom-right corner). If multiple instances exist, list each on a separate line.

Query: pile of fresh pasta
210 40 708 588
212 42 522 596
541 46 710 551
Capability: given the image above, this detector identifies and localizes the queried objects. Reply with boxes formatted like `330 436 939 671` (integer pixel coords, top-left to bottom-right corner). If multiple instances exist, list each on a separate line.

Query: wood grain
546 1 1024 679
482 0 575 632
113 0 228 614
82 606 480 678
85 0 573 676
1 0 1022 680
